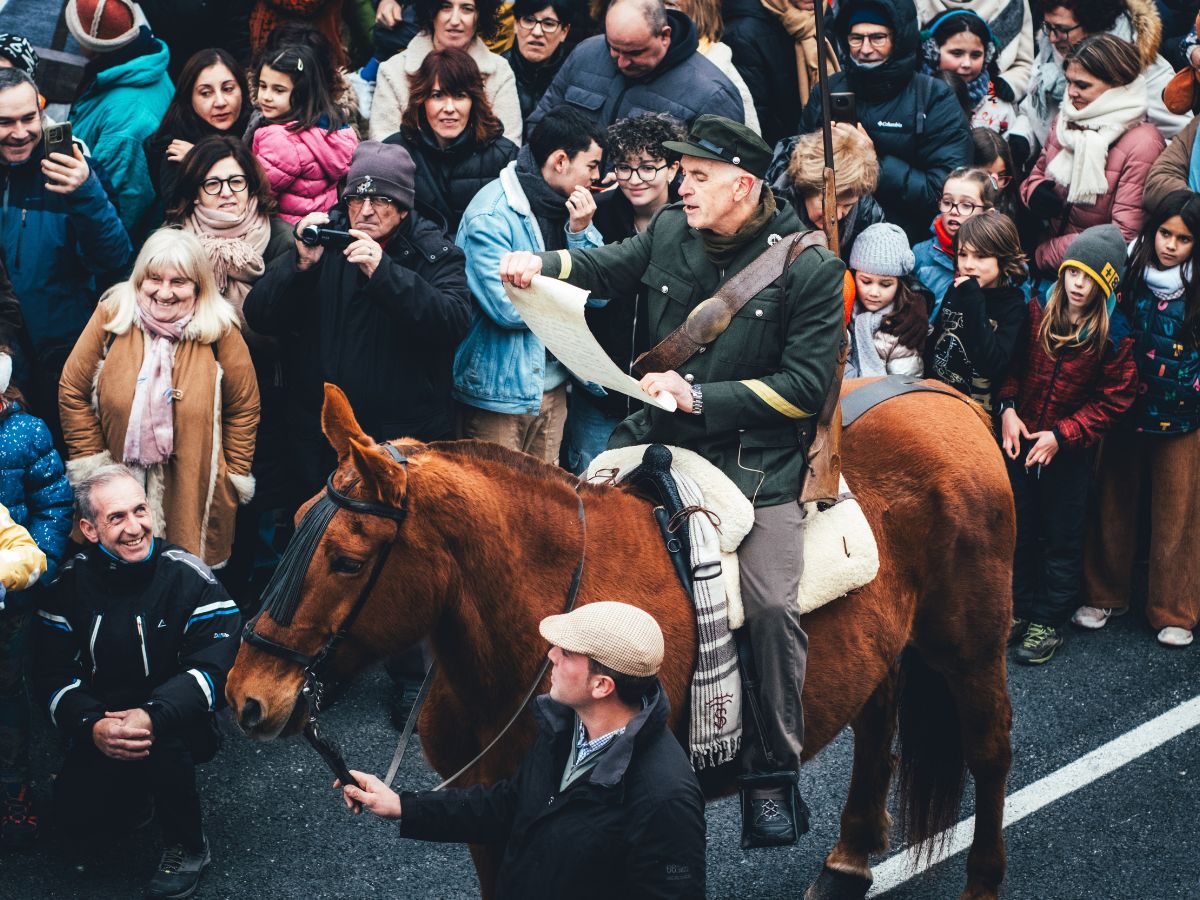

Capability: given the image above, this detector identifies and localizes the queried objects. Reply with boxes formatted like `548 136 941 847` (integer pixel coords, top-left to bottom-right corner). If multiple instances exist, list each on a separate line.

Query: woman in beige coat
59 229 260 568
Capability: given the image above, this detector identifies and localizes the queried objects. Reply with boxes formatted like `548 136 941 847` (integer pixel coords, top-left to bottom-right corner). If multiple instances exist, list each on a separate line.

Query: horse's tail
894 649 968 858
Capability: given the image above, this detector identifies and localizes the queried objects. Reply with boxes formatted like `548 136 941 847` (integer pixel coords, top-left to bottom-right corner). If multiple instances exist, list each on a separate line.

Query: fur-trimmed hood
1124 0 1163 70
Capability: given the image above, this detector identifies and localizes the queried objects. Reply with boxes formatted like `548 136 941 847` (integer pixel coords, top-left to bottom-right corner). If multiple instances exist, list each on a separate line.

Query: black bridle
240 441 588 792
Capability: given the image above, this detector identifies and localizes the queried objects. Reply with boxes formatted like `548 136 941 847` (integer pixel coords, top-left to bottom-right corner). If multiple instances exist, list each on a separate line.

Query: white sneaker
1157 627 1194 647
1071 606 1126 630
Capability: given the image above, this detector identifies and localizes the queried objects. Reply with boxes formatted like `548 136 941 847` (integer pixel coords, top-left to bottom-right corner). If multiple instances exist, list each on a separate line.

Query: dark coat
243 210 471 496
526 10 744 132
1128 286 1200 434
998 298 1139 449
540 196 846 507
0 402 72 605
34 542 240 741
503 44 568 123
399 685 706 900
383 127 519 237
776 0 972 242
722 0 803 147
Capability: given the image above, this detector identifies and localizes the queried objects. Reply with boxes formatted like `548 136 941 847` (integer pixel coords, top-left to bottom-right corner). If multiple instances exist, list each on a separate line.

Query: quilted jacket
252 121 359 223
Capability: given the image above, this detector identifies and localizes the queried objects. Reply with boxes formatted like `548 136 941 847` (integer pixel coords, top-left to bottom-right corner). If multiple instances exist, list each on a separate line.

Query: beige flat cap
539 601 665 677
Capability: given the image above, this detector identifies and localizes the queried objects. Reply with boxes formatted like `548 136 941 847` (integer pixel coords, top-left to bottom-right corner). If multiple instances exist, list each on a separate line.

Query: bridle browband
241 441 588 793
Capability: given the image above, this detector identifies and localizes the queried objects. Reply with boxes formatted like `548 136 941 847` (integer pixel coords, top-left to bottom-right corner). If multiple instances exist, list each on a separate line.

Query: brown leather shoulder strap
631 229 829 378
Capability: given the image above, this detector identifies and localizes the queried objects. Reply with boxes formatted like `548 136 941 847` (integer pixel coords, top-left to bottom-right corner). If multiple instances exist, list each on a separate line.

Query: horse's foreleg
946 661 1012 900
805 669 899 900
468 842 505 900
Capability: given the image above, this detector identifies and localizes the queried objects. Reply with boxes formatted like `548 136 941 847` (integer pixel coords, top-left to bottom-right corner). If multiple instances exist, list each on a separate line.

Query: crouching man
338 601 707 899
34 465 240 899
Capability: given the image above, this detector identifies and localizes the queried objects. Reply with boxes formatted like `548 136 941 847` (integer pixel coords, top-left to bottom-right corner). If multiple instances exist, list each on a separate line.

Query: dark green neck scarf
700 189 777 269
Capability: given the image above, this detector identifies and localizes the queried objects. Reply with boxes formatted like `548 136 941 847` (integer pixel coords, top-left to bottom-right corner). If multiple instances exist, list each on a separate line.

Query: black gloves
880 288 930 352
1027 181 1065 219
1008 134 1031 173
992 76 1015 103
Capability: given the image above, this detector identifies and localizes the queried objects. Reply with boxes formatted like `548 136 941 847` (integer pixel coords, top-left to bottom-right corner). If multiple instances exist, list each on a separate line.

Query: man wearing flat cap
245 140 473 503
501 114 846 847
339 601 706 899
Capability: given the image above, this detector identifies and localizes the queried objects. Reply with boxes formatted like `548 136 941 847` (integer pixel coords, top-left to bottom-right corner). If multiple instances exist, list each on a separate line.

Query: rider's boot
738 770 810 848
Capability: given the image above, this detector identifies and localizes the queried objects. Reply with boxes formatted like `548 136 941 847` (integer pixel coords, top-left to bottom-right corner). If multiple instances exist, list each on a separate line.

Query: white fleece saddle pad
586 444 879 627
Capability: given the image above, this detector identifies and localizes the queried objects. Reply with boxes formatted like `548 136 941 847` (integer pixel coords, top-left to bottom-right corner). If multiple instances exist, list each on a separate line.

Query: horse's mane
422 439 601 491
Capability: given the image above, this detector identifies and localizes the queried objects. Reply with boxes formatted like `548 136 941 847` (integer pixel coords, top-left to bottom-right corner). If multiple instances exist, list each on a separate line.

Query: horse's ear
348 438 408 509
322 383 372 462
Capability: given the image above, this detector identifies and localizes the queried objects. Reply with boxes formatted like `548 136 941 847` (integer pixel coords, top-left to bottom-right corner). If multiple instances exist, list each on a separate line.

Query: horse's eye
332 557 364 574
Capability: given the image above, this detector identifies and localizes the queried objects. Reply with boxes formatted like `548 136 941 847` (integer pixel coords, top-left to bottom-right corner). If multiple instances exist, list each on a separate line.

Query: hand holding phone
41 124 90 196
830 92 857 125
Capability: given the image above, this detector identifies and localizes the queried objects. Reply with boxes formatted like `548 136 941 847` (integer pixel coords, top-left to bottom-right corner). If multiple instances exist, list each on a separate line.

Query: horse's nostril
241 697 263 729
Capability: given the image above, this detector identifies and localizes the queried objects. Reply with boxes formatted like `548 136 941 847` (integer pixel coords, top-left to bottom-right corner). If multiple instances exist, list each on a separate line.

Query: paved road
4 607 1199 900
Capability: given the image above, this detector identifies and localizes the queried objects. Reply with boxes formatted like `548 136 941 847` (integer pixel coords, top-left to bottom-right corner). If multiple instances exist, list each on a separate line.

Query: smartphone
830 92 857 125
43 122 73 160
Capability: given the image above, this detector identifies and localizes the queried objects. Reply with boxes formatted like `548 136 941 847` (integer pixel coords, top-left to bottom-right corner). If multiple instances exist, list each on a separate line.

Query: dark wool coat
384 127 519 237
540 196 846 507
998 298 1139 449
526 10 744 132
34 543 240 741
722 0 803 147
775 0 972 242
243 209 471 496
399 685 706 900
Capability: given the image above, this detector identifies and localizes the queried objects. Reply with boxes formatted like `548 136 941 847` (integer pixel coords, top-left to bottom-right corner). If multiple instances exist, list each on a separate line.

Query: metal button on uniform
661 285 669 293
755 309 764 318
698 346 706 353
429 254 436 260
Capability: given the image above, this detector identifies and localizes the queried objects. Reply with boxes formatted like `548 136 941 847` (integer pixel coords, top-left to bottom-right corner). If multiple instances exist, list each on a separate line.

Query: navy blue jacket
0 401 72 612
1129 287 1200 434
0 154 132 361
526 10 744 133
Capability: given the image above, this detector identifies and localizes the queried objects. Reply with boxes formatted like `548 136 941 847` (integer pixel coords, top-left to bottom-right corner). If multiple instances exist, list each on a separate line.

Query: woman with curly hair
383 48 519 235
369 0 522 145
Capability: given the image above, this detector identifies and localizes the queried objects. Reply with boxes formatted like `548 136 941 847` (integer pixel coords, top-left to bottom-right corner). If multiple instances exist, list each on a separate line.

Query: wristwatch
690 384 704 415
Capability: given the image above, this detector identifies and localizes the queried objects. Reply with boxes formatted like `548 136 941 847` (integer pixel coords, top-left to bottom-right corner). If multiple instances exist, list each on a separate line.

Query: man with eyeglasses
526 0 744 134
1008 0 1190 170
776 0 971 242
0 67 131 450
504 0 574 121
244 140 471 498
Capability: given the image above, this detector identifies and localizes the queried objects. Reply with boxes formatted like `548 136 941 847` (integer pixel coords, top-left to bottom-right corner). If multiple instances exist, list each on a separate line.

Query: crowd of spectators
1 0 1200 895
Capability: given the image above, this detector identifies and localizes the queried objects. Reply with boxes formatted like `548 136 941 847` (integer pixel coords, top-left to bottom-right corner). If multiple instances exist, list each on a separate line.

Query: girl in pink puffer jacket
251 44 358 223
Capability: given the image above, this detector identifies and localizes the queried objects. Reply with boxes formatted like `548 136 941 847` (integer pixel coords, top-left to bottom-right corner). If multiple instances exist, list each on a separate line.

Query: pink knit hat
65 0 147 54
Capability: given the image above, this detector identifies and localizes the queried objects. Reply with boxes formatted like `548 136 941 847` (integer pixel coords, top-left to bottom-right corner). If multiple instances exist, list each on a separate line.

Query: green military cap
661 114 773 180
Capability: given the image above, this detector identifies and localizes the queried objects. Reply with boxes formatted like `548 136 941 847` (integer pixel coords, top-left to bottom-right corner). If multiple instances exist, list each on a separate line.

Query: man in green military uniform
501 115 846 847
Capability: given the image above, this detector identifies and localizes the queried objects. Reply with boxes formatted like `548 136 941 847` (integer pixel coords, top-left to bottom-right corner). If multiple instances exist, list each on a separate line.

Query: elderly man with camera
244 140 472 500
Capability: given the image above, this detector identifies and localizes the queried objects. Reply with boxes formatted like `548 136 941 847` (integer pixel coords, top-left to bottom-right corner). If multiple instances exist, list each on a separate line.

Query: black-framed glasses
846 32 891 48
939 197 982 215
611 161 671 182
345 194 397 209
1042 21 1082 39
517 15 563 34
201 175 248 195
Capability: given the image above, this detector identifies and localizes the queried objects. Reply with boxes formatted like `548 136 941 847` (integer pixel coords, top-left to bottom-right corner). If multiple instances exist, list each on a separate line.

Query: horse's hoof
804 865 872 900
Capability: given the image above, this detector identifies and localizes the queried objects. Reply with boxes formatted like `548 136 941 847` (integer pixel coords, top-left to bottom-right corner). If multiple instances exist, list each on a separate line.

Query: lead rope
383 490 588 791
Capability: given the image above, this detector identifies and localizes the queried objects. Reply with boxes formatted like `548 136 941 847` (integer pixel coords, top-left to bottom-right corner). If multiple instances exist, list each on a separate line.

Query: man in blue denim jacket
453 105 605 463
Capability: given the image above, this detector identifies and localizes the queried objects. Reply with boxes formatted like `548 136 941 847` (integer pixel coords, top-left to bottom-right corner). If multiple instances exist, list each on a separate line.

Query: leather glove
1008 134 1031 173
1027 181 1065 219
881 288 930 351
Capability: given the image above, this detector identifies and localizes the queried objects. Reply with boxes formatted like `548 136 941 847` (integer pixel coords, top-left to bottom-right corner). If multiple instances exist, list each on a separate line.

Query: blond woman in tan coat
59 229 260 568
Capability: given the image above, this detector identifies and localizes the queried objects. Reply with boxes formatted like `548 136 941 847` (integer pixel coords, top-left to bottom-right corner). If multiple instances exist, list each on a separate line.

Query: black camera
297 224 354 249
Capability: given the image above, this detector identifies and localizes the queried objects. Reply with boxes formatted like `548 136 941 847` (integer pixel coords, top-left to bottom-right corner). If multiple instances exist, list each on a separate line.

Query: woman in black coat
383 48 519 237
143 48 251 211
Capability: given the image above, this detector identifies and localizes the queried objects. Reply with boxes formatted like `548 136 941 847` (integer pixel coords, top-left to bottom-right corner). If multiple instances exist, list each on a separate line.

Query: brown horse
227 382 1014 900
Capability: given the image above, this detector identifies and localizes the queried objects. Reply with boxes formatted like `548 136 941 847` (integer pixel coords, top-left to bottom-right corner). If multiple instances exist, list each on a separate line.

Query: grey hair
76 464 142 522
610 0 669 33
0 66 38 98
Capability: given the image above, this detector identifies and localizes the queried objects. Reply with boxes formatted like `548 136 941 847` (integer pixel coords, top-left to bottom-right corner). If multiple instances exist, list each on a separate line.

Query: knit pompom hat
65 0 147 54
849 223 915 277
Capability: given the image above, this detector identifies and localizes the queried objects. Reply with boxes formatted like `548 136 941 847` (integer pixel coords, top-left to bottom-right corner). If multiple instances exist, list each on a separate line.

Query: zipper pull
136 616 150 677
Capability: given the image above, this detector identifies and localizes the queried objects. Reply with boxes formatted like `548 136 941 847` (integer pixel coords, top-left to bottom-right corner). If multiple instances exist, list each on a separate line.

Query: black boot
738 771 810 849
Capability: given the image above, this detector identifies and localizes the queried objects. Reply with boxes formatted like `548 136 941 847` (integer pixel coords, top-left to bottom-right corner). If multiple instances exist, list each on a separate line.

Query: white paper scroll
504 275 678 412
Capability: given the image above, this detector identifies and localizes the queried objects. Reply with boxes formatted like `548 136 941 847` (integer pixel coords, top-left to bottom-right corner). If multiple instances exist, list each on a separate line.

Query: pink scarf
123 301 194 466
186 198 271 315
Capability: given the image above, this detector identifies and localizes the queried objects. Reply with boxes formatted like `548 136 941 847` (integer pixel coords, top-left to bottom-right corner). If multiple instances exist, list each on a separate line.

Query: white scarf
846 301 894 379
1046 76 1147 205
1145 259 1190 301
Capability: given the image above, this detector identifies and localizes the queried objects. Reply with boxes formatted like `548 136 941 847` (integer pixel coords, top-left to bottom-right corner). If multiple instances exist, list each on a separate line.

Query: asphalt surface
4 605 1199 900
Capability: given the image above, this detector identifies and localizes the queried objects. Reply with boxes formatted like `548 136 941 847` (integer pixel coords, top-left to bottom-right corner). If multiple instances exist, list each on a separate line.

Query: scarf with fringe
187 198 271 315
1046 76 1147 205
123 302 194 466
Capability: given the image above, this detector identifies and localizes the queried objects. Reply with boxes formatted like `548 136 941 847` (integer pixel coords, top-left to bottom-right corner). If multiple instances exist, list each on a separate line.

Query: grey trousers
738 500 807 772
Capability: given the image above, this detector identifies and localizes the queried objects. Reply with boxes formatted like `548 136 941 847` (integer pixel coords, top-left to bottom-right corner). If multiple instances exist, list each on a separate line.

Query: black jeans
1008 443 1096 627
53 717 219 852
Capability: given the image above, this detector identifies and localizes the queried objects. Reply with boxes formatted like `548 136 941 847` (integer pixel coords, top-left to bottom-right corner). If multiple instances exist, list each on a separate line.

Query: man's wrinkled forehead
680 155 742 180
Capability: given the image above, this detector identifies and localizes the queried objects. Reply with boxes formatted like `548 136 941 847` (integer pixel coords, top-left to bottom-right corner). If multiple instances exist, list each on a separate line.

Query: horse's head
226 384 452 739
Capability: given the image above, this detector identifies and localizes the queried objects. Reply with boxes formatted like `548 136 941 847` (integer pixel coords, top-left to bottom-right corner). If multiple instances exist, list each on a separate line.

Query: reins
241 442 588 793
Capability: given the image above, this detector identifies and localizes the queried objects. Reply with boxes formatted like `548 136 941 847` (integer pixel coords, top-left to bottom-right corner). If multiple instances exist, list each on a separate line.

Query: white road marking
867 693 1200 896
